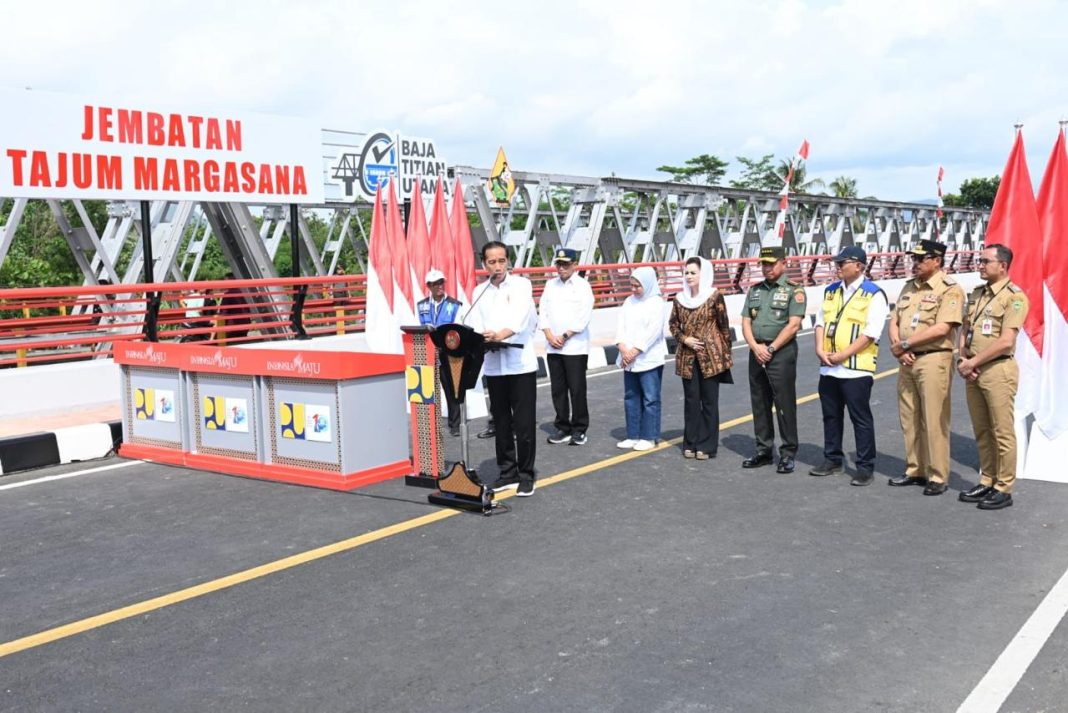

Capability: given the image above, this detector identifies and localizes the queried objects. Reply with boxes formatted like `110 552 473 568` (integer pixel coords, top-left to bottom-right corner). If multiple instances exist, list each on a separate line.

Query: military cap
759 246 786 263
908 239 947 257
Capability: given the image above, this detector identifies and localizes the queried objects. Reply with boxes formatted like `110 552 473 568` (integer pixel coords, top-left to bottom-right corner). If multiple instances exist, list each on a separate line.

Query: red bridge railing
0 251 978 368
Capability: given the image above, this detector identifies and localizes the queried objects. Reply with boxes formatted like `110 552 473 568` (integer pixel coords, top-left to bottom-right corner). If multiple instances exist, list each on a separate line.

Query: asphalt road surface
1 337 1066 713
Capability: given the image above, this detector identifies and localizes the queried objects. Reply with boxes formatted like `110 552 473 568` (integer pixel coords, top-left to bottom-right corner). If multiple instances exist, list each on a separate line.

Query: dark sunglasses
977 258 1003 265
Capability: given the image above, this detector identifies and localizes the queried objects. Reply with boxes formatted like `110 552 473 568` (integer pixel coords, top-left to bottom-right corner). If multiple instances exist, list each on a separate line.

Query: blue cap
833 246 867 263
554 247 579 263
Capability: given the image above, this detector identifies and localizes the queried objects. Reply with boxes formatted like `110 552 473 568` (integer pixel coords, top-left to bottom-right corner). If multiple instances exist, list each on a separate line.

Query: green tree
729 154 781 191
957 176 1000 208
828 175 858 198
656 154 729 185
776 159 825 194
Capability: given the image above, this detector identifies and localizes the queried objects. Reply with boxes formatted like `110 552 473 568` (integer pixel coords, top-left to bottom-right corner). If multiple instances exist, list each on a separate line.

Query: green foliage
0 200 85 287
828 175 858 199
775 159 825 194
957 176 1000 208
656 154 729 185
729 154 781 191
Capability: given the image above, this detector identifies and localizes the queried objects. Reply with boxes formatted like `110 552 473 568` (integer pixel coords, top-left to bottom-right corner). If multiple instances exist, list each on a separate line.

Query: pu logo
406 365 435 404
135 387 156 420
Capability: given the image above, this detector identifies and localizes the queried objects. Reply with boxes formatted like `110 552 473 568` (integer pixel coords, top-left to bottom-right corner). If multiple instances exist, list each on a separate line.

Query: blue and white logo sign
328 128 447 202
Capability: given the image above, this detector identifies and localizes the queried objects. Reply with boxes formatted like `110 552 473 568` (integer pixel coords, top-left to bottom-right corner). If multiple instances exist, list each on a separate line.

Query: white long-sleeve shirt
814 276 890 379
538 274 594 355
615 295 668 372
466 273 538 376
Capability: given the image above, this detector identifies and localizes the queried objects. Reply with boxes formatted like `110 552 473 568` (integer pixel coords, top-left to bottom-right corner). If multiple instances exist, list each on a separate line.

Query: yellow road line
0 366 900 660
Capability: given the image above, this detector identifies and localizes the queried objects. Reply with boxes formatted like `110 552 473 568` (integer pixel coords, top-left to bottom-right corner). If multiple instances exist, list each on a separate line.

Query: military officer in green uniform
741 246 808 473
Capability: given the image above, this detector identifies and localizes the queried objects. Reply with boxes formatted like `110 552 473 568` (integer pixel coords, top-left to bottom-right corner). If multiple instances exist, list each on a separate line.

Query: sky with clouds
4 0 1067 201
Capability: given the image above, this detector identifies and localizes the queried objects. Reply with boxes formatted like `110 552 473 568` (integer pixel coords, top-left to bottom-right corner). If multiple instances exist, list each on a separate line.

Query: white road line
0 460 140 492
956 564 1068 713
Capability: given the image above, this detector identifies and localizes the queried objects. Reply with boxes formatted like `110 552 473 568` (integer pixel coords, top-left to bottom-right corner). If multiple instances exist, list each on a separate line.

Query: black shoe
569 432 588 446
476 427 496 439
449 426 461 437
923 481 948 496
490 473 519 490
888 474 927 487
516 480 536 497
776 456 795 474
851 471 874 486
959 484 994 503
547 430 571 445
977 491 1013 510
809 461 843 477
742 454 774 469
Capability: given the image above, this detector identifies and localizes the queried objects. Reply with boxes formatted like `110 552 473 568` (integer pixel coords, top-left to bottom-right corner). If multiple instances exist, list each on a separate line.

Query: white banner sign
0 88 324 204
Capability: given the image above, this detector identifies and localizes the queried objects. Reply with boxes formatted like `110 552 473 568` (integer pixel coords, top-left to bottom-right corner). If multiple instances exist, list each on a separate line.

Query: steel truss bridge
1 165 989 288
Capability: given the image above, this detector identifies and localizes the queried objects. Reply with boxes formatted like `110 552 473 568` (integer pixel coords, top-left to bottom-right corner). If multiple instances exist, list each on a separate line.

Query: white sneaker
632 439 656 451
616 439 638 449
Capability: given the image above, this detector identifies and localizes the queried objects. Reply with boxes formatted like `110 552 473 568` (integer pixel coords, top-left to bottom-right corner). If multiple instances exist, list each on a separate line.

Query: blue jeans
624 366 663 441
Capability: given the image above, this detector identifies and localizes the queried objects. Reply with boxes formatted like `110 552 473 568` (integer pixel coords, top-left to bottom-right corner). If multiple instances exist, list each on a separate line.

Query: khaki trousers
897 351 953 484
965 358 1019 493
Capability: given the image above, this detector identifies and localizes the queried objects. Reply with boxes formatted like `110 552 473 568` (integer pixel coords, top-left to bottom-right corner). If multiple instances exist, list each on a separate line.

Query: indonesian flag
385 181 417 326
364 186 400 353
772 138 810 240
1036 127 1068 439
450 177 478 304
986 129 1044 418
936 165 945 221
406 178 432 298
429 178 458 300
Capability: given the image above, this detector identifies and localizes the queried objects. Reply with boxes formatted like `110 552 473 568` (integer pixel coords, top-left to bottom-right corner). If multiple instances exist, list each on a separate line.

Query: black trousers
547 353 589 434
443 384 461 430
486 371 537 483
818 374 876 474
748 339 798 458
682 371 721 454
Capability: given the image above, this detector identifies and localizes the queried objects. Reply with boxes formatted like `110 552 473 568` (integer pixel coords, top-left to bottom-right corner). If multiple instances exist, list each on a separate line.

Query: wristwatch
767 344 776 355
901 339 910 352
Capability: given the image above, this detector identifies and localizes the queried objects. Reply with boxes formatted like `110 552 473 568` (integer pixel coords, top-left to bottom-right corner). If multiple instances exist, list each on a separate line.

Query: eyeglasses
977 258 1003 265
836 260 862 267
909 254 935 261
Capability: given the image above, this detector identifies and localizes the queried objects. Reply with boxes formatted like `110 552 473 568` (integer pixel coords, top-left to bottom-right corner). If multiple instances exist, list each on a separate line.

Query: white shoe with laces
632 439 656 451
616 439 638 449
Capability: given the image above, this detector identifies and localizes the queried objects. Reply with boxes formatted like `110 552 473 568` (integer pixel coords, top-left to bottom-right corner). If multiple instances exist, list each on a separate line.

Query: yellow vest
821 280 883 373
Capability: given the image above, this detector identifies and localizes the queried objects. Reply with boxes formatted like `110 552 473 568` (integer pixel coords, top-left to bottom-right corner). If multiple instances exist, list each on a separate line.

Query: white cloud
3 0 1067 200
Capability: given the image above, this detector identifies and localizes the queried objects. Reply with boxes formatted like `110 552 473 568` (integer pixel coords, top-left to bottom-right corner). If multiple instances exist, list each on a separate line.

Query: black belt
913 348 952 356
984 354 1014 365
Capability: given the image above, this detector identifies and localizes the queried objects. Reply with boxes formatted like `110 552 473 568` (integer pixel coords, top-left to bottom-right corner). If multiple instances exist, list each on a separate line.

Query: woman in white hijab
614 266 668 451
670 257 734 459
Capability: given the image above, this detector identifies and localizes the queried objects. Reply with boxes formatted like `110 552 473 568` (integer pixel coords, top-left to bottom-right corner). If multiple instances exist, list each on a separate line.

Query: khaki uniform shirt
963 278 1029 357
742 275 807 343
894 271 965 351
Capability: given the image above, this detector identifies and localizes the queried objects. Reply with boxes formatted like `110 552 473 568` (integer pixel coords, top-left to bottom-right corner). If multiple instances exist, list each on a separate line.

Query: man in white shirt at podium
467 241 539 497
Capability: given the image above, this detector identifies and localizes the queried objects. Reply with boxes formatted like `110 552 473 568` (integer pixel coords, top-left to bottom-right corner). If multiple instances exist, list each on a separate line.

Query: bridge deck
1 337 1065 712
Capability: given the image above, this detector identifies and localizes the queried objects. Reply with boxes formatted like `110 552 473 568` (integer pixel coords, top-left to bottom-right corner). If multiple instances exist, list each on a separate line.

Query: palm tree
828 176 858 198
775 159 825 193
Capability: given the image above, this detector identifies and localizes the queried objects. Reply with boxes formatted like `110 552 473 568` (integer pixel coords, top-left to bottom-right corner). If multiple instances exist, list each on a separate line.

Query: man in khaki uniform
956 244 1029 510
888 239 965 495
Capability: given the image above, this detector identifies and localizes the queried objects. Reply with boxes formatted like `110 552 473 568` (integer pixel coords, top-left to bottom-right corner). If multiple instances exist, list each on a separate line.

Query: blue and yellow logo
280 402 306 439
203 395 226 430
406 365 435 404
135 387 155 420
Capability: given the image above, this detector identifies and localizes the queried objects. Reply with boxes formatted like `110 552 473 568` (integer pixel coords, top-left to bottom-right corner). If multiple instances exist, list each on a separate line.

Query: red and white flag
450 177 478 304
406 178 432 298
429 178 457 300
772 138 810 240
386 181 417 326
1036 127 1068 439
985 129 1044 419
365 186 400 353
